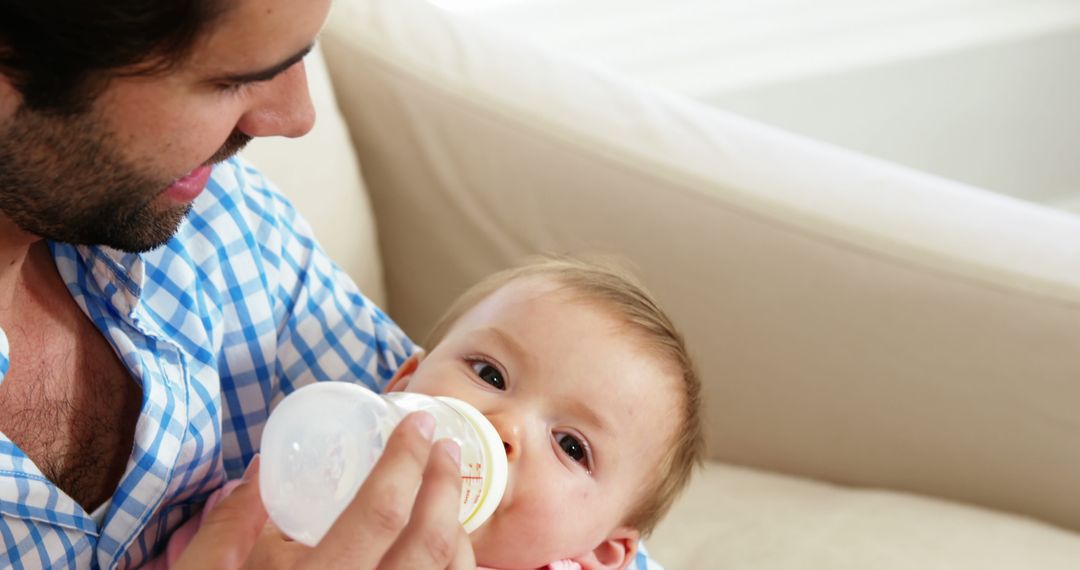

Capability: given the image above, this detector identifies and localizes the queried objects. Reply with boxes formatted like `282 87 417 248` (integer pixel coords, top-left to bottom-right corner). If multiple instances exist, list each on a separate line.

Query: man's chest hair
0 314 142 511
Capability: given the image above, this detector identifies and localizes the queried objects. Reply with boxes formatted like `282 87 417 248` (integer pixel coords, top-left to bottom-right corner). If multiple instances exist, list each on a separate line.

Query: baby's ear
577 526 640 570
385 351 425 393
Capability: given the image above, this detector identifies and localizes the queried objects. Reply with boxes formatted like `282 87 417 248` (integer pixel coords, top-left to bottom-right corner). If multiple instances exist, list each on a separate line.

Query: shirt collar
71 244 146 319
0 326 8 387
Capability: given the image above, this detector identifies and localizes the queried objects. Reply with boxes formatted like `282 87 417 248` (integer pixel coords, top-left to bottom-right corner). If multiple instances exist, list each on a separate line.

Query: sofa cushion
241 46 386 307
650 462 1080 569
320 0 1080 533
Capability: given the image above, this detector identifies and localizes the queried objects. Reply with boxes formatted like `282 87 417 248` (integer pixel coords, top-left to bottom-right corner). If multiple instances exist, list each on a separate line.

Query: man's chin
95 203 192 253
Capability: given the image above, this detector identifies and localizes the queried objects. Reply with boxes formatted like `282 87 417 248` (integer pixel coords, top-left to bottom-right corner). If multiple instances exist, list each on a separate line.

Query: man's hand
174 412 476 569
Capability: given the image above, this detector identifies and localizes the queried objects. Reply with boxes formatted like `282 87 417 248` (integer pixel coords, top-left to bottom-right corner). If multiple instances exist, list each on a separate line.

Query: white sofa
244 0 1080 567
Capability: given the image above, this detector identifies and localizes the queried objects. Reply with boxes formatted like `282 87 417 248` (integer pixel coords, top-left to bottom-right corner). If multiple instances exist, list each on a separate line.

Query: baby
147 256 704 570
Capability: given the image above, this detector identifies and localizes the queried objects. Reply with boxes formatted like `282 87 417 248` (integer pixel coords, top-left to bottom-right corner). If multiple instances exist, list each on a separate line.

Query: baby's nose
502 438 520 462
485 409 525 462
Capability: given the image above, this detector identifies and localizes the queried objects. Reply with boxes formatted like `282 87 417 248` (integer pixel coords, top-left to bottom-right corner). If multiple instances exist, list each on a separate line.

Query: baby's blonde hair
424 255 704 536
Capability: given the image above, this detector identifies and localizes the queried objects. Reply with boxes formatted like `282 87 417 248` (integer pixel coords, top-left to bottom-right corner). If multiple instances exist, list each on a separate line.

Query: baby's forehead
480 275 685 381
453 273 686 400
445 278 620 341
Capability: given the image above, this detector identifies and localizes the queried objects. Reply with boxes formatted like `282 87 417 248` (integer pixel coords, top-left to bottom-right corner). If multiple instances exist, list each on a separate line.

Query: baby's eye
470 361 506 390
557 433 590 469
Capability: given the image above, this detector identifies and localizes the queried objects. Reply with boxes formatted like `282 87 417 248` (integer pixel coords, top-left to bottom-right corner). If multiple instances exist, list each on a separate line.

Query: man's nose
236 62 316 139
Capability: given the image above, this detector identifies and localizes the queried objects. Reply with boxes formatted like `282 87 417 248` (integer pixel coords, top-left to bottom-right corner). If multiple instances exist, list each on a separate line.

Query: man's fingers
243 520 311 570
447 526 478 570
173 457 268 570
379 438 464 569
298 412 437 569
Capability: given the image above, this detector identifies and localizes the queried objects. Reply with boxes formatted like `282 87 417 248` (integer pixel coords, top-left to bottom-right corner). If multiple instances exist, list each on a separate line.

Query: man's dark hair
0 0 229 114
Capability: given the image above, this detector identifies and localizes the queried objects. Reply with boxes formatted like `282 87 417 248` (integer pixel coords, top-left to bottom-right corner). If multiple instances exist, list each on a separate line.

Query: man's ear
576 526 640 570
385 350 425 393
0 68 21 119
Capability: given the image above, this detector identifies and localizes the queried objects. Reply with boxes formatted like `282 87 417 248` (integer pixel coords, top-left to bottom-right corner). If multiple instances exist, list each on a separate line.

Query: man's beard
0 106 250 253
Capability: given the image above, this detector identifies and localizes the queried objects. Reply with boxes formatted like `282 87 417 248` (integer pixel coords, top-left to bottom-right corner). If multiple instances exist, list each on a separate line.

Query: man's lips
162 165 213 203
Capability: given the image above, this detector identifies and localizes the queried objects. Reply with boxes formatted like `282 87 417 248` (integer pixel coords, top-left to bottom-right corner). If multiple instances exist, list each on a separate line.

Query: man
2 0 666 568
0 0 472 567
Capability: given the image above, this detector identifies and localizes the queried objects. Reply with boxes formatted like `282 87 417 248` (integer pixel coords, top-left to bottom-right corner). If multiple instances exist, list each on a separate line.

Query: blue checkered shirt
0 157 415 568
0 157 664 570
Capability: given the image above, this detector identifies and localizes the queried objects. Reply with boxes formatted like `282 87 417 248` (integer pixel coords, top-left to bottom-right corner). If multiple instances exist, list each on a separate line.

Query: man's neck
0 216 42 311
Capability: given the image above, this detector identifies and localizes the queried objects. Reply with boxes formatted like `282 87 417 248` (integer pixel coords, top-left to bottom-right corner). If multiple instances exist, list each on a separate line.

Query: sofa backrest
320 0 1080 532
242 46 386 307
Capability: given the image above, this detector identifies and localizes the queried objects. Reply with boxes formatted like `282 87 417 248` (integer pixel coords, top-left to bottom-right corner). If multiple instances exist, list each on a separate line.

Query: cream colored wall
440 0 1080 214
708 26 1080 213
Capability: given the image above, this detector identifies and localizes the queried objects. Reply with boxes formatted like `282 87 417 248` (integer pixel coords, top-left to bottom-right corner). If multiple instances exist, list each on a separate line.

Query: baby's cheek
515 494 564 533
473 481 611 567
472 504 567 568
528 488 608 547
514 496 577 542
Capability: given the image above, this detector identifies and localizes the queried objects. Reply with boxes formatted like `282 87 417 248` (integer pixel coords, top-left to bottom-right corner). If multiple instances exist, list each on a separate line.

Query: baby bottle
259 381 508 546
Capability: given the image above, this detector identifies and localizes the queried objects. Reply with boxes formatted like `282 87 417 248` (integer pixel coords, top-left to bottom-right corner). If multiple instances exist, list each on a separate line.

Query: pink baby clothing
480 563 581 570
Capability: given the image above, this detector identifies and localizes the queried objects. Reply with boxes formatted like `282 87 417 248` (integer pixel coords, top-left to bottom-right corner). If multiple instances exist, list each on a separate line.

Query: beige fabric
241 46 386 307
321 0 1080 537
650 461 1080 569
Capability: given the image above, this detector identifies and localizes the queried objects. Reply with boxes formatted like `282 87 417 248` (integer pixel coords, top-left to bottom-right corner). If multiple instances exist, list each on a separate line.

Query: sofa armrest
322 0 1080 531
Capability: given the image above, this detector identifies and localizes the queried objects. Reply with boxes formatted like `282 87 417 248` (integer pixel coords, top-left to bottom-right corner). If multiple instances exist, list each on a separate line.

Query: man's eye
557 433 589 467
216 82 249 95
471 361 505 390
